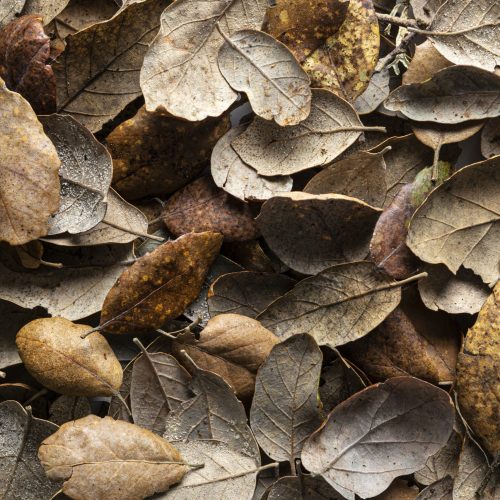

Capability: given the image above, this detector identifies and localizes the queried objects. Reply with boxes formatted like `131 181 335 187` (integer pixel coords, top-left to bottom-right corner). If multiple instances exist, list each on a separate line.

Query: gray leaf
415 476 453 500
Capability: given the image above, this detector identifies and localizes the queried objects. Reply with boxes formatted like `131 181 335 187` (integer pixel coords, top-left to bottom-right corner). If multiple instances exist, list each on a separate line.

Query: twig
376 12 419 29
376 31 418 71
156 317 201 339
408 22 499 36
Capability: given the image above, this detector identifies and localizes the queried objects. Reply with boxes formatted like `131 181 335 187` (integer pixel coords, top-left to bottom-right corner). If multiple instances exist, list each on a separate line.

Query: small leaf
415 476 453 500
402 40 452 85
354 68 391 115
22 0 69 24
49 395 91 426
266 475 344 500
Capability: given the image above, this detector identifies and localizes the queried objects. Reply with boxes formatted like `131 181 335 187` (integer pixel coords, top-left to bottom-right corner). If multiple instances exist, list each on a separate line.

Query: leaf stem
180 349 200 370
103 221 166 242
24 388 48 406
80 325 103 339
408 22 499 36
113 390 132 417
156 317 201 339
376 12 420 29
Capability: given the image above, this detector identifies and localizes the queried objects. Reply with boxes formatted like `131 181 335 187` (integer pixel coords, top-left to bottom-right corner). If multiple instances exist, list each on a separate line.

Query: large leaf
301 377 454 498
140 0 266 121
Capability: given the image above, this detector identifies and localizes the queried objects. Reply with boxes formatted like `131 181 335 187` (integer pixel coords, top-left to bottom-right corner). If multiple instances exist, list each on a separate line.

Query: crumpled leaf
407 156 500 285
385 66 500 124
427 0 500 72
258 261 409 348
0 78 60 245
218 29 311 126
402 40 452 86
354 67 390 115
100 232 223 333
162 177 259 243
53 0 167 132
266 475 344 500
140 0 266 121
40 114 113 235
0 15 56 113
49 395 91 426
208 271 295 318
171 313 278 400
38 415 188 500
481 116 500 159
257 192 381 275
250 333 322 467
456 283 500 455
301 377 454 499
22 0 69 24
0 400 60 500
211 126 293 202
16 317 123 396
0 0 25 28
415 476 453 500
231 89 373 175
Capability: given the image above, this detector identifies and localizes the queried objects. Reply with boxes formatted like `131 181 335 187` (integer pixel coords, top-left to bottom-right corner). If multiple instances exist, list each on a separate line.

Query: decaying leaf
402 40 452 86
0 15 56 114
100 232 223 333
266 475 344 500
162 177 259 243
0 78 60 245
0 0 25 28
250 334 322 467
0 400 60 500
39 415 188 500
22 0 69 24
481 116 500 159
171 313 278 400
16 317 123 396
456 283 500 455
218 29 311 126
407 157 500 285
301 377 454 498
211 127 293 202
385 66 500 124
140 0 266 121
53 0 167 132
258 261 408 348
40 114 113 235
257 192 381 274
49 395 91 426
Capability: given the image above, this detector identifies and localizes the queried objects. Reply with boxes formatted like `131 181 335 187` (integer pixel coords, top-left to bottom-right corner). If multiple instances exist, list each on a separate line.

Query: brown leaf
162 177 259 243
0 15 56 113
266 475 344 500
171 313 278 400
223 239 277 273
0 78 60 245
38 415 188 500
481 116 500 159
100 232 223 333
16 317 123 396
301 377 455 498
49 395 91 426
402 40 452 85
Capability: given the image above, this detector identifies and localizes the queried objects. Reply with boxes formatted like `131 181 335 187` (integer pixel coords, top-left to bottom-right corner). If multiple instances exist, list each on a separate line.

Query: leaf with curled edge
53 0 167 132
140 0 266 122
301 377 455 499
0 401 60 500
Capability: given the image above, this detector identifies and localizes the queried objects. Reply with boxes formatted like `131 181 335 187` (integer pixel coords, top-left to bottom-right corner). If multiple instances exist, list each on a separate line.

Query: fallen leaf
0 0 25 28
171 313 278 400
211 127 293 202
0 15 56 113
250 333 322 468
140 0 266 121
108 360 133 423
0 400 60 500
481 116 500 159
256 192 381 275
53 0 167 132
354 67 391 115
301 377 454 498
100 232 223 333
0 78 60 245
49 395 91 426
407 156 500 285
266 475 344 500
223 239 277 273
402 40 452 85
22 0 69 23
410 0 445 24
38 415 188 500
415 476 453 500
16 317 123 396
218 29 311 126
39 114 113 235
385 66 500 124
456 283 500 455
162 177 259 243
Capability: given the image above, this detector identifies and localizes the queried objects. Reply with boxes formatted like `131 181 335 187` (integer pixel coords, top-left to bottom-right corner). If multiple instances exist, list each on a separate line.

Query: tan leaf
100 232 223 333
22 0 69 23
402 40 452 85
0 0 25 28
16 317 123 396
38 415 188 500
0 79 60 245
481 116 500 159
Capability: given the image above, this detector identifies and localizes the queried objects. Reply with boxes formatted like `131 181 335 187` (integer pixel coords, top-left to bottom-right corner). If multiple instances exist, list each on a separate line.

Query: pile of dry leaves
0 0 498 498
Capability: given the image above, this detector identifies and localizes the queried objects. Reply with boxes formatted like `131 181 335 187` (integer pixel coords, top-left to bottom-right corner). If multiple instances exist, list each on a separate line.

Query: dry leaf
0 0 25 28
16 317 123 396
171 313 278 400
0 78 60 245
218 29 311 126
140 0 266 121
354 68 391 115
223 239 277 273
100 232 223 333
257 192 381 275
0 400 60 500
415 476 453 500
22 0 69 23
0 15 56 113
410 0 445 24
266 475 344 500
250 333 322 467
53 0 167 132
385 66 500 124
39 114 113 235
407 157 500 285
456 283 500 455
301 377 454 498
162 177 259 243
49 395 91 426
402 40 452 85
481 116 500 159
38 415 188 500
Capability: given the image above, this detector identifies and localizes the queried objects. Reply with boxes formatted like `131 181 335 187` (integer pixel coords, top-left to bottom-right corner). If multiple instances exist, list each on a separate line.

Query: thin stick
376 32 418 71
24 388 48 407
180 350 200 371
40 259 64 269
409 22 499 36
113 390 132 417
103 221 166 242
376 12 420 29
81 325 102 339
156 317 201 339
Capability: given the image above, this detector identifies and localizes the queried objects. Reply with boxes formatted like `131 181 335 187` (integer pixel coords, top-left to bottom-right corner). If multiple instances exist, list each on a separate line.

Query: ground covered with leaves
0 0 498 499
